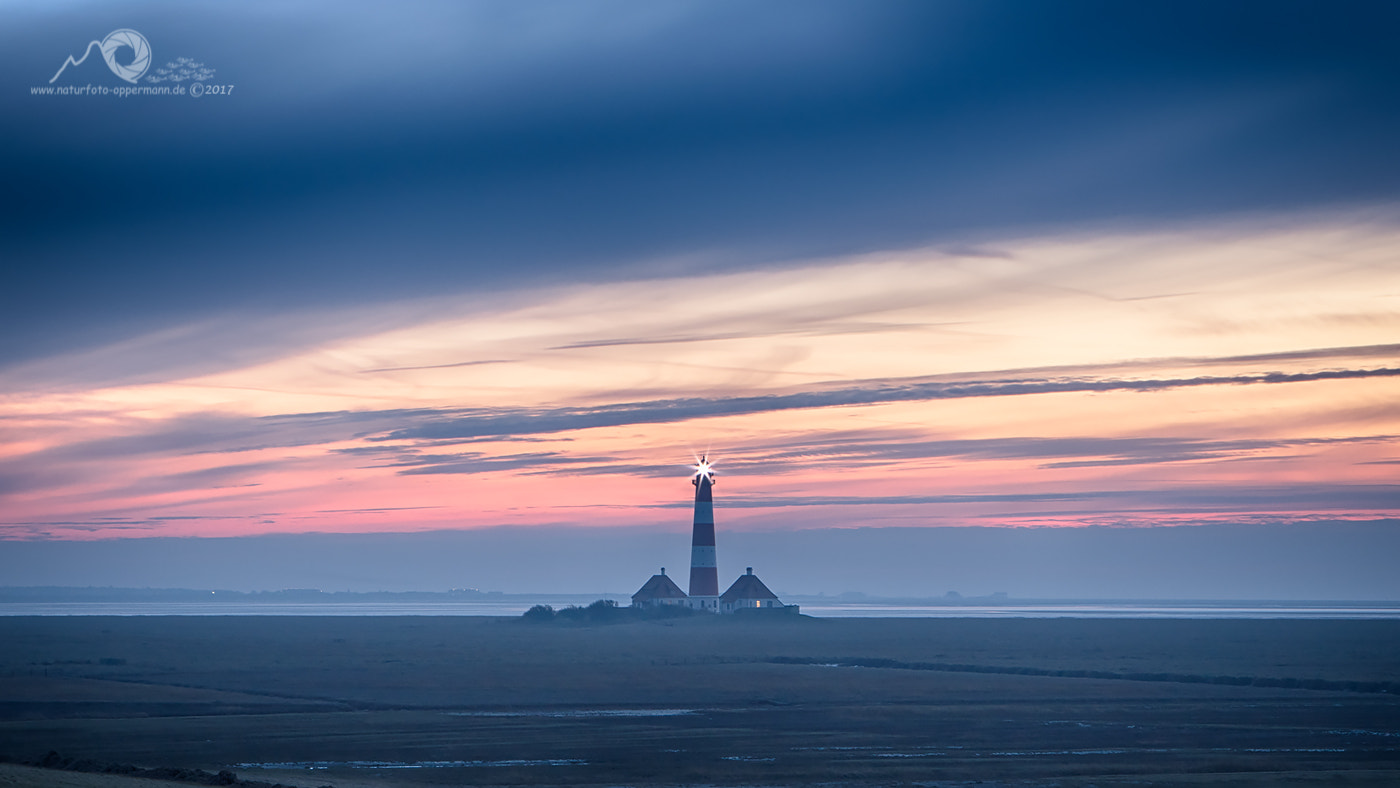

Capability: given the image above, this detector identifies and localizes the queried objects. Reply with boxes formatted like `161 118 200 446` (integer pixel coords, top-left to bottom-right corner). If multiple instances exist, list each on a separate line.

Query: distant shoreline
1 587 1398 619
1 586 1398 607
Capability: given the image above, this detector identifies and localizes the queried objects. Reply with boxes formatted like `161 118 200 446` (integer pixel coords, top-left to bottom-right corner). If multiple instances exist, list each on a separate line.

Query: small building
631 568 689 609
720 567 796 613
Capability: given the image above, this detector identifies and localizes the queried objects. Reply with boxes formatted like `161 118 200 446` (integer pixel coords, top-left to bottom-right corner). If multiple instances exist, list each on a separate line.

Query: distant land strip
0 751 282 788
767 656 1400 695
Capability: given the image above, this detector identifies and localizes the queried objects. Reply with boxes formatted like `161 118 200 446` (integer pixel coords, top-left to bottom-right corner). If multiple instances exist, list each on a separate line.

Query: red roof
632 573 688 601
720 572 779 602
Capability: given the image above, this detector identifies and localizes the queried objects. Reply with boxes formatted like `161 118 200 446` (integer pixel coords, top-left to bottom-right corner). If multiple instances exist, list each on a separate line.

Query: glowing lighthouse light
691 455 716 485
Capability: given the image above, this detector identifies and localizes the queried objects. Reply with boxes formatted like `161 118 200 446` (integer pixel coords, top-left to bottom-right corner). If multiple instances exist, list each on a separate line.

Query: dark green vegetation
521 599 702 623
1 616 1397 787
0 588 508 603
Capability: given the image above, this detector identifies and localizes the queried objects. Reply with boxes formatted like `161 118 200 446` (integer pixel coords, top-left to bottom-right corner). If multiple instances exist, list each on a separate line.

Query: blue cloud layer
5 0 1399 365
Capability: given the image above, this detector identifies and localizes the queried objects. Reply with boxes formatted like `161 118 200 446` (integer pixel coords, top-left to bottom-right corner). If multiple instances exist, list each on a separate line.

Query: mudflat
1 615 1397 787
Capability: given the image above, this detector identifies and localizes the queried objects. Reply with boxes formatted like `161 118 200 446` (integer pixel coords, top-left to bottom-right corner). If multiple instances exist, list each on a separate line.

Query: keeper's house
720 567 786 613
630 568 689 609
631 566 798 615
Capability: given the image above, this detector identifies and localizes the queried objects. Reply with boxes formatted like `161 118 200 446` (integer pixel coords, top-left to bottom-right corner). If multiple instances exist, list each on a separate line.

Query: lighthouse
629 454 798 616
688 456 719 609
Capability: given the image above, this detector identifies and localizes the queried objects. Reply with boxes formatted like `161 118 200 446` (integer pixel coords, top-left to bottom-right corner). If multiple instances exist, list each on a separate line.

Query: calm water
800 603 1400 619
2 600 1398 618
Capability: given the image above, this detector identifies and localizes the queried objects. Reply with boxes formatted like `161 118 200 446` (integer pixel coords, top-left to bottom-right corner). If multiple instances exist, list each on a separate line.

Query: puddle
1234 748 1348 753
988 749 1160 757
235 759 586 770
447 708 697 718
983 747 1351 758
792 746 968 758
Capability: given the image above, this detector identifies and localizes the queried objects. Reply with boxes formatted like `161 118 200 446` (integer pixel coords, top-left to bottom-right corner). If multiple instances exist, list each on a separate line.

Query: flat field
1 615 1397 787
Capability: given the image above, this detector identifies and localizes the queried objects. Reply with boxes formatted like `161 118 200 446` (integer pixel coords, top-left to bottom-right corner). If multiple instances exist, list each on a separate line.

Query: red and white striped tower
688 456 719 608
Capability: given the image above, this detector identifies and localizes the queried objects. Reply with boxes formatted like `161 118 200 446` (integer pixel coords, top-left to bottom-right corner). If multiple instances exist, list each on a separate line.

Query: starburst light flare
691 455 716 485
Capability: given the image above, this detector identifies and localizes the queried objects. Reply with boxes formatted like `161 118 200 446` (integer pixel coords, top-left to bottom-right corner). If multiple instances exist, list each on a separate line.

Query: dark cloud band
381 366 1400 442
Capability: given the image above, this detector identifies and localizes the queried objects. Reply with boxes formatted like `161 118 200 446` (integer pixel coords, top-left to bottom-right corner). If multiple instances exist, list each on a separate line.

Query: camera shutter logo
50 29 152 84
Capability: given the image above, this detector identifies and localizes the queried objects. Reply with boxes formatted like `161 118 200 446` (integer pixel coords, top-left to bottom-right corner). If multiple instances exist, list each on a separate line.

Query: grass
0 615 1397 786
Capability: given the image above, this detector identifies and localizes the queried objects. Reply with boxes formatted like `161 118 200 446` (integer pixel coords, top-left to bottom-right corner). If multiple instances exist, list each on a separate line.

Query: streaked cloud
377 366 1400 443
1 219 1396 540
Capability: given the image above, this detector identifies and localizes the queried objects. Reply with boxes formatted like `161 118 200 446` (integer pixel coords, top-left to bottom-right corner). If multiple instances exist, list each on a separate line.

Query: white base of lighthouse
685 595 718 611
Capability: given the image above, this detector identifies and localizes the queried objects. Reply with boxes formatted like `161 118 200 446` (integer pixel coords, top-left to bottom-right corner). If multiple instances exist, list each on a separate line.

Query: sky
2 1 1398 594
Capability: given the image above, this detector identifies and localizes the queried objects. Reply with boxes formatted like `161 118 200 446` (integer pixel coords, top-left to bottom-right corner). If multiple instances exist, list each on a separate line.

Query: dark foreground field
1 615 1398 787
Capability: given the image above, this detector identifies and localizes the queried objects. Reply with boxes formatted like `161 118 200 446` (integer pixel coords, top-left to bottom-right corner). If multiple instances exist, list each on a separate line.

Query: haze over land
2 1 1398 594
3 524 1399 600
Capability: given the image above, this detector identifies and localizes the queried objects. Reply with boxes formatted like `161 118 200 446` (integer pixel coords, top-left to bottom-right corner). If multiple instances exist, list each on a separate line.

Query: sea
2 600 1398 618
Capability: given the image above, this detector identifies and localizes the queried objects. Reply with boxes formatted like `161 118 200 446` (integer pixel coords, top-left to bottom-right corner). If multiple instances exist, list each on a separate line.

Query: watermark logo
146 57 216 85
34 28 230 99
50 29 152 84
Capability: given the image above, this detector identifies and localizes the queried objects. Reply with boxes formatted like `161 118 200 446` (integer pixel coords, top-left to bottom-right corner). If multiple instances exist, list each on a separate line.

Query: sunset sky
2 2 1397 590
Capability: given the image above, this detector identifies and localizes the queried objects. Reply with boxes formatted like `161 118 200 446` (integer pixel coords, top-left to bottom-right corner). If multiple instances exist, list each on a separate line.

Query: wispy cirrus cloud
638 484 1400 514
379 366 1400 442
2 221 1396 539
361 429 1398 479
386 451 617 476
14 346 1393 480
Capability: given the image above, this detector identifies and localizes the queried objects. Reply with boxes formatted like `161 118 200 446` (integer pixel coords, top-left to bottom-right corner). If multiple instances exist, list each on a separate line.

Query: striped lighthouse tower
688 456 719 610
